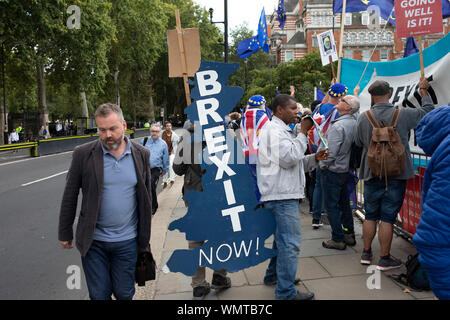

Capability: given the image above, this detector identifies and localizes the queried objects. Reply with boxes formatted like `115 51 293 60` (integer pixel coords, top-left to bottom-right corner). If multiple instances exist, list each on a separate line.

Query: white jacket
257 116 317 202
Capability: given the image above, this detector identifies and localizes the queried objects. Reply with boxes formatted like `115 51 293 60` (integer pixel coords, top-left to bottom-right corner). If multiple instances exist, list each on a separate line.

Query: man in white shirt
257 94 328 300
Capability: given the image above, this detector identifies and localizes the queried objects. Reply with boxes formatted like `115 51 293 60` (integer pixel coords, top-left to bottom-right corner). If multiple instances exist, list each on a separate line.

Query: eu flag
237 8 269 60
237 36 261 60
332 0 395 24
403 36 419 58
258 7 269 54
276 0 286 30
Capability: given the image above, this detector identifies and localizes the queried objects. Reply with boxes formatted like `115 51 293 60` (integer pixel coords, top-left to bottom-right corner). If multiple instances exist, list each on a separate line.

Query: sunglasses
340 98 350 106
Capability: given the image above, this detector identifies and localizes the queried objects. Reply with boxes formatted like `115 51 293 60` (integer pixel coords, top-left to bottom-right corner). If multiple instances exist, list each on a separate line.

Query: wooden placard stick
329 55 336 82
175 9 191 106
417 35 424 79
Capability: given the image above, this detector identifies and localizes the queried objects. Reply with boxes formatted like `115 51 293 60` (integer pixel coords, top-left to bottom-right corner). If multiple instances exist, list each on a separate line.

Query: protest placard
395 0 444 38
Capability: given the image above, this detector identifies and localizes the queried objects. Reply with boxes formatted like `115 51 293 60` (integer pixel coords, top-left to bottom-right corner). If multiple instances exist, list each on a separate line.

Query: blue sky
193 0 278 36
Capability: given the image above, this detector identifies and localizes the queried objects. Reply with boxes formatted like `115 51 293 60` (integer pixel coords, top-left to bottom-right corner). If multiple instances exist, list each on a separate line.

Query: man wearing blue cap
240 95 270 205
310 83 348 230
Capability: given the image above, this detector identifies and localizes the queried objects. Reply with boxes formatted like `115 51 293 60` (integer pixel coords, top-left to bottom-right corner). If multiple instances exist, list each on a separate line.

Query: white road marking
21 170 68 187
0 151 73 167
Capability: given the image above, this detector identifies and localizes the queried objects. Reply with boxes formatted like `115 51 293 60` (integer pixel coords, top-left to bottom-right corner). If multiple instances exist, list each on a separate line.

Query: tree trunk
80 91 89 118
0 104 5 145
114 69 120 107
148 83 155 121
36 61 49 137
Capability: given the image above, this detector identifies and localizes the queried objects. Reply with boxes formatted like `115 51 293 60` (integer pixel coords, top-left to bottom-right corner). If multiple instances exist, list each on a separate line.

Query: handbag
135 251 156 286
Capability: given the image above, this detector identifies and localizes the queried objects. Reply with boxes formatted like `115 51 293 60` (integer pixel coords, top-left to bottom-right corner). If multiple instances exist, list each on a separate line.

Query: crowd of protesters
58 73 449 300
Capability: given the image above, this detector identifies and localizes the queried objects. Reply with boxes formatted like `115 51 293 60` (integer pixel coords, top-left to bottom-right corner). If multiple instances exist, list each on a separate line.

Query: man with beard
58 103 153 300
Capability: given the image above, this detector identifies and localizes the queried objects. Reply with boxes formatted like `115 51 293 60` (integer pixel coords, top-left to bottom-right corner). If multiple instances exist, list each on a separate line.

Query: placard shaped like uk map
165 61 276 276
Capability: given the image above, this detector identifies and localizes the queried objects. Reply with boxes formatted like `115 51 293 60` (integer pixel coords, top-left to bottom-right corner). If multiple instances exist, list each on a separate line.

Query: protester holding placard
257 94 328 300
355 78 434 271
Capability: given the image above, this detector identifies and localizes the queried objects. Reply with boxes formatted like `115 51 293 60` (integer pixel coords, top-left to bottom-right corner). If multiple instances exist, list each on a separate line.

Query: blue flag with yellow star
276 0 286 30
237 8 269 60
258 7 269 54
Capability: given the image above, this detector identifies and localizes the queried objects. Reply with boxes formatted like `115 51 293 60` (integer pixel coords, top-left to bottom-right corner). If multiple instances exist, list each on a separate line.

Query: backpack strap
365 110 381 129
143 137 148 146
389 108 401 128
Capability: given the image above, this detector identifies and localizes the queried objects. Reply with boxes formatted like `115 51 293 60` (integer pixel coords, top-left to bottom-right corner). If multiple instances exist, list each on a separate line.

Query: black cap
368 80 391 96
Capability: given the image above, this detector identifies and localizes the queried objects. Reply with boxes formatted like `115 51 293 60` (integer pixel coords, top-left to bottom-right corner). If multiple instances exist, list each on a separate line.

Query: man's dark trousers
322 169 354 242
150 167 162 215
81 238 138 300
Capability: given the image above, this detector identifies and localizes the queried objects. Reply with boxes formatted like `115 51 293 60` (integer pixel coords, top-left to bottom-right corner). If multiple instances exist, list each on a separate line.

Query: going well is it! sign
164 61 276 276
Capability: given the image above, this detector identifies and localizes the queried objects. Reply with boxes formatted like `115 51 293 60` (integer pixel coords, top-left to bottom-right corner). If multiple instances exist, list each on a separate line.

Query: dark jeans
81 238 138 300
307 170 316 213
322 170 354 242
312 168 324 220
151 167 162 215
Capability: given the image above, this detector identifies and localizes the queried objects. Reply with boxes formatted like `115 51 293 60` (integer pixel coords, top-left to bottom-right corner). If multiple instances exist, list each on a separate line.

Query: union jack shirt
240 107 270 164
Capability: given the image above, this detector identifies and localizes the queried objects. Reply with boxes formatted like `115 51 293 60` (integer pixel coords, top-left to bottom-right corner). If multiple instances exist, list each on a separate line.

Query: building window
350 33 356 44
285 51 294 62
377 32 382 42
368 33 374 43
361 12 369 26
312 36 318 47
345 13 352 26
380 49 388 61
344 50 353 59
362 50 370 61
359 32 365 43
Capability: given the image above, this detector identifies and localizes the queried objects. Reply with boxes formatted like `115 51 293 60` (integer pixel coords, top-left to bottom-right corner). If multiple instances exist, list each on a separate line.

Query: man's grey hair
95 103 124 121
346 95 360 114
150 123 161 131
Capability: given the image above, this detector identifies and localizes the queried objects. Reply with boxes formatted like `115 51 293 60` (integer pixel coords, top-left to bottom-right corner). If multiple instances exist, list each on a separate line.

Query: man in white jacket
257 94 328 300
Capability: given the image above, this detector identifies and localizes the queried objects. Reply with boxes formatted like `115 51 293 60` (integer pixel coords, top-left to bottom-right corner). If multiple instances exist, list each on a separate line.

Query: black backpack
390 253 430 291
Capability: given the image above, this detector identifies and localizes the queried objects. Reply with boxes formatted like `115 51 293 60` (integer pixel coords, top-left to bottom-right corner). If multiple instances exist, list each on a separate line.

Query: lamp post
1 36 6 126
208 0 229 63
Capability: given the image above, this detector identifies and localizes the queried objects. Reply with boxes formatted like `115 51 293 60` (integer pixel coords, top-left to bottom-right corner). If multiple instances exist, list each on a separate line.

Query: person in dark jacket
58 103 152 300
413 105 450 300
172 123 231 299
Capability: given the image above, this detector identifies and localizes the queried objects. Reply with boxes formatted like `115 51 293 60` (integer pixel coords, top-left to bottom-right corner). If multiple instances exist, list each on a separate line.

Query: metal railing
355 151 431 242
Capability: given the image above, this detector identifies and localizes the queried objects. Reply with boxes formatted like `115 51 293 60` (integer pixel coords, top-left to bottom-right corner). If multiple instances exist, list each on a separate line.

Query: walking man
58 103 153 300
161 121 179 188
355 78 434 270
257 94 328 300
140 124 169 215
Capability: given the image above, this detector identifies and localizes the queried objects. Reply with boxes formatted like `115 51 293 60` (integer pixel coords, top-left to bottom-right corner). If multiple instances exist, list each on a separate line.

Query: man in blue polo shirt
140 124 169 215
58 103 153 300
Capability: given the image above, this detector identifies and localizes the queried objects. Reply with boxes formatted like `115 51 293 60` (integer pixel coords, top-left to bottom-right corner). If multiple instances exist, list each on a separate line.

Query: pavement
134 177 436 301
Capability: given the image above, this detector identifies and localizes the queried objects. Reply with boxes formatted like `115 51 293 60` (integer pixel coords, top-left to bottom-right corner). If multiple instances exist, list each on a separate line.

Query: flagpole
337 0 347 83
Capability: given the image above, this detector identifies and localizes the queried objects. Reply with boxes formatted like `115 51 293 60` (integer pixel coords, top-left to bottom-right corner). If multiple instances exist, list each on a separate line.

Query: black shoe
264 278 301 286
193 284 211 299
291 291 315 300
312 219 323 229
211 274 231 290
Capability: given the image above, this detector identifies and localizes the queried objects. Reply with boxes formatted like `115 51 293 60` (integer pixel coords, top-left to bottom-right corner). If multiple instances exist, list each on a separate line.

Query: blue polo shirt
93 139 138 242
140 137 169 174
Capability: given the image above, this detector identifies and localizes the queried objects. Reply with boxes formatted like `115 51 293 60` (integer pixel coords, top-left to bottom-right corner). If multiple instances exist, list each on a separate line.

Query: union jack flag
240 108 270 164
308 105 338 153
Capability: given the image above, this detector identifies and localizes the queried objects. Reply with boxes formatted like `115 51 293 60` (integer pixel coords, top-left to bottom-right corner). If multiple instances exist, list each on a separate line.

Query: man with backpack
355 78 434 271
